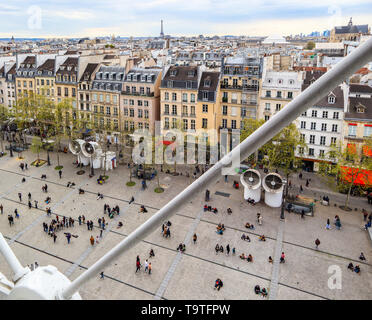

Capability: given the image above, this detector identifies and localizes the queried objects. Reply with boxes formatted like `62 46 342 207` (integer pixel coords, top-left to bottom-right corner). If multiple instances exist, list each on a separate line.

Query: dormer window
17 71 21 76
289 79 294 85
357 104 366 113
27 64 30 68
204 79 211 87
141 75 146 81
188 70 195 77
170 70 177 76
278 79 283 84
20 64 25 68
328 95 335 104
49 71 52 76
67 66 72 71
60 66 65 70
32 64 35 68
38 71 42 75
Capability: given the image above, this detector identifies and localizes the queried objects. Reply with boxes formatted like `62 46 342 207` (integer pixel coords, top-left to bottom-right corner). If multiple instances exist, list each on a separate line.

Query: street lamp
280 179 287 220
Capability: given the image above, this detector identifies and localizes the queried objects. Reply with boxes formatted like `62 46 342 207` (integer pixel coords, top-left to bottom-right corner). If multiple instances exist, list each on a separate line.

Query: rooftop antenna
160 20 164 38
0 37 371 300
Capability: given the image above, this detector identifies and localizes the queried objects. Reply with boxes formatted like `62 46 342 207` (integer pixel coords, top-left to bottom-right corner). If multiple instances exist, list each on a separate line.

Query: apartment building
343 84 372 156
35 58 55 101
258 70 304 121
91 66 125 132
77 63 100 128
15 55 36 99
4 63 16 110
296 80 345 171
121 68 161 134
160 66 201 135
219 56 262 135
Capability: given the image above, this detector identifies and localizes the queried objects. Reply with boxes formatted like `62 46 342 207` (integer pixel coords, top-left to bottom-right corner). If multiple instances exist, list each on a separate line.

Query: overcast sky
0 0 371 38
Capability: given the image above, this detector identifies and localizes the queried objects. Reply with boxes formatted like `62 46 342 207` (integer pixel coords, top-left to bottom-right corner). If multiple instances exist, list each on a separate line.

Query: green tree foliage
306 41 315 50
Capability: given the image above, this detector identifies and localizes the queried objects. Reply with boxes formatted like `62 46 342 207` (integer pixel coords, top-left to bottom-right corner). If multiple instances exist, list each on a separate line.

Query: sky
0 0 371 38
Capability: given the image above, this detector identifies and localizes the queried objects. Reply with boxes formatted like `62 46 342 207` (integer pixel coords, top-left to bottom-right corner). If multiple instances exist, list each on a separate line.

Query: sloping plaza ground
0 149 371 300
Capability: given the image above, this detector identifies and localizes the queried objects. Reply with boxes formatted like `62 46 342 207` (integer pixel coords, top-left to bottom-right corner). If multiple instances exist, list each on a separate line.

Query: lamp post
280 179 287 220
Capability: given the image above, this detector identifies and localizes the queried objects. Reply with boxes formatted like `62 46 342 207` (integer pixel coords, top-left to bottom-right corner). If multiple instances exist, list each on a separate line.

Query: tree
0 104 9 153
306 41 315 50
240 118 265 165
320 139 372 210
30 136 43 163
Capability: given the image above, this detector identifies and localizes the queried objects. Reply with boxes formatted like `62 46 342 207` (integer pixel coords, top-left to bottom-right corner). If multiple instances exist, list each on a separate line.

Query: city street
0 150 371 300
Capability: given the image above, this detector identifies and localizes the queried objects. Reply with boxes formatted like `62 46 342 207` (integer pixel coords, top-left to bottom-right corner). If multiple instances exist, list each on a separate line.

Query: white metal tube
61 37 372 300
0 233 29 282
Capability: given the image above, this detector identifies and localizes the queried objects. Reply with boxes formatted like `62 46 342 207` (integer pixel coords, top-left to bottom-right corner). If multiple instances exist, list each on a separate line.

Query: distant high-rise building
160 20 164 38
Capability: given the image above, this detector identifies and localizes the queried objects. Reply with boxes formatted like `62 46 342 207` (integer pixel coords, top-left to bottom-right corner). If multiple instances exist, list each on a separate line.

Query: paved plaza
0 149 371 300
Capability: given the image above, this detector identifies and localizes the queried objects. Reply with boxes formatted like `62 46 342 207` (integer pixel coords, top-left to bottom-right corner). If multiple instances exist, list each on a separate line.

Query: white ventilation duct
68 139 90 166
262 173 283 207
240 169 261 202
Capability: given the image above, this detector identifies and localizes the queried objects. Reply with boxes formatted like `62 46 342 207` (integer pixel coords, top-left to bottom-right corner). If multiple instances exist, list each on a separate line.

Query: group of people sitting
41 184 48 193
247 198 256 205
45 196 51 204
348 263 361 274
78 188 85 194
139 205 148 213
245 222 255 229
227 208 232 215
254 285 268 297
239 253 253 262
214 278 223 291
322 195 330 206
117 221 123 228
216 223 225 235
241 234 251 242
66 181 75 188
97 175 105 185
259 235 266 241
233 181 239 189
203 205 218 213
41 174 47 179
177 243 186 253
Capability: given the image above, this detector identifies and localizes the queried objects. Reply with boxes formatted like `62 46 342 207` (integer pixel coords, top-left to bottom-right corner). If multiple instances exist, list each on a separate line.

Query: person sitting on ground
259 235 266 241
261 288 268 297
139 205 148 213
215 244 220 254
79 188 85 194
212 208 218 214
359 252 366 261
227 208 232 215
149 249 155 258
347 262 354 271
240 253 246 260
203 204 208 212
241 233 251 242
354 265 361 274
97 193 103 200
219 246 224 253
254 285 260 295
245 222 254 229
117 221 123 228
268 256 273 263
208 205 212 212
67 182 71 187
233 181 239 189
45 196 51 204
22 177 26 183
247 254 253 262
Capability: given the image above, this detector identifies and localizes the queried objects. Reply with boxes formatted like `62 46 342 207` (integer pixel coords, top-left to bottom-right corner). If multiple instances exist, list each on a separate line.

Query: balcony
121 91 154 97
222 97 228 103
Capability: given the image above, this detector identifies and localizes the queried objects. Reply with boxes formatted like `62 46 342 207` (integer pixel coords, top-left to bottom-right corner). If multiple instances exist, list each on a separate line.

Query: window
300 134 305 142
311 110 317 117
265 103 270 111
331 137 337 146
190 94 195 102
138 109 143 118
309 135 315 144
172 105 177 115
357 106 365 113
322 111 328 119
129 99 134 106
57 87 61 96
123 98 127 105
64 88 69 96
276 104 281 111
202 104 208 113
106 95 110 103
328 95 335 104
231 120 237 129
222 105 228 115
319 150 325 158
113 96 117 104
309 148 314 156
129 109 134 117
138 100 143 106
113 107 118 116
265 90 271 98
106 107 111 115
164 92 169 100
301 111 307 117
99 94 104 102
333 112 339 119
287 92 293 99
182 93 188 102
164 104 169 114
320 136 326 146
348 124 357 136
321 123 327 131
191 106 195 116
310 122 316 130
94 105 98 113
164 118 169 129
202 118 208 129
300 121 306 129
203 92 208 100
191 120 195 130
172 93 177 101
332 124 338 132
144 101 149 107
144 110 149 119
222 119 227 128
276 91 282 98
183 119 188 130
140 87 144 95
298 147 304 155
364 125 372 137
172 118 177 129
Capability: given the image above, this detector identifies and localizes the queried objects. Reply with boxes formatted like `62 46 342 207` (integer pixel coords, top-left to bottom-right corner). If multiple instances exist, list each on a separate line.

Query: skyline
0 0 371 38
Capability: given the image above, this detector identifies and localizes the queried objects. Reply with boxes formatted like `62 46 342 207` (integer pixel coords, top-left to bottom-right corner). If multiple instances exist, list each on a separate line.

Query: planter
339 205 352 212
154 187 164 193
55 165 64 170
126 181 136 187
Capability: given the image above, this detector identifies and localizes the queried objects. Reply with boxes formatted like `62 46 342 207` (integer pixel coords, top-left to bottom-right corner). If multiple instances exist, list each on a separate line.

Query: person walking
258 215 263 226
363 211 368 222
28 201 32 209
148 262 152 275
90 235 95 246
14 209 19 219
280 252 285 263
58 170 62 179
224 175 228 183
0 204 3 214
100 272 104 279
193 233 197 244
66 233 71 244
301 210 305 219
34 200 38 209
28 192 31 200
8 215 14 226
300 185 303 193
315 238 320 249
100 229 103 238
226 244 230 255
144 259 149 273
53 233 57 243
18 193 22 202
135 256 141 273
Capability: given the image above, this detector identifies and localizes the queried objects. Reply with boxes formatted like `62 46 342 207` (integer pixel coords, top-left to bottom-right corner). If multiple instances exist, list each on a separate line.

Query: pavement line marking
154 207 204 300
268 219 285 300
8 178 90 245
